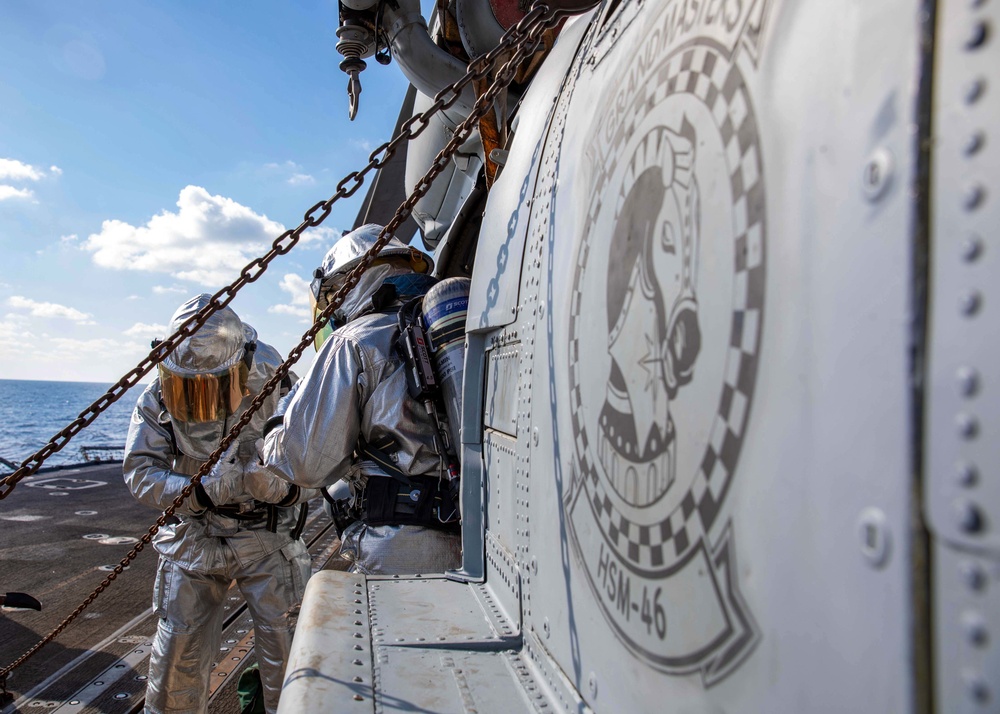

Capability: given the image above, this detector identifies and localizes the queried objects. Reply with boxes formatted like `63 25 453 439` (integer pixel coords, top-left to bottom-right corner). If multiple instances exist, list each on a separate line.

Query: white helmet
317 223 431 281
158 294 257 423
309 224 434 350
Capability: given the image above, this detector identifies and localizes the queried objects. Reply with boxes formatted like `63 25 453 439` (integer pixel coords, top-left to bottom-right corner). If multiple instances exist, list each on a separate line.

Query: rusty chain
0 1 566 684
0 4 552 503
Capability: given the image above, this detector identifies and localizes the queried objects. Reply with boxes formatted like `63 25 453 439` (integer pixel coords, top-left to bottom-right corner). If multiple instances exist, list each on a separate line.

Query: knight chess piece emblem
566 16 767 686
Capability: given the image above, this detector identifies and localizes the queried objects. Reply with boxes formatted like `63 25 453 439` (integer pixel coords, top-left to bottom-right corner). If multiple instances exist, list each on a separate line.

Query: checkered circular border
569 44 766 577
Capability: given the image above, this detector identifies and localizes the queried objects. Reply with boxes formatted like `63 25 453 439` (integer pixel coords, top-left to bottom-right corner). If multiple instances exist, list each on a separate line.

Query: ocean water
0 379 146 468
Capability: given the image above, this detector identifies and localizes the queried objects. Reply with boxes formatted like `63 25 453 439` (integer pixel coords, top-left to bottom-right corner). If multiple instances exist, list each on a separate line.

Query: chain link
0 1 563 682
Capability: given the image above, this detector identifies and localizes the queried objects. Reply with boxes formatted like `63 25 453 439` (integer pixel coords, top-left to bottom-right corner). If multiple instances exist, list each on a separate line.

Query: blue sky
0 1 427 382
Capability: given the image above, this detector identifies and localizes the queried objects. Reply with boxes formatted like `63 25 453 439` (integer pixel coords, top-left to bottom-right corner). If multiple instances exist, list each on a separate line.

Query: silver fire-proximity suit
261 225 461 574
124 295 316 714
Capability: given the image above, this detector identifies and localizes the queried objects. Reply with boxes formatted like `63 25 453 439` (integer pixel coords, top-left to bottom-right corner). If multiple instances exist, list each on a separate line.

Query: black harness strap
213 503 269 522
291 501 309 541
356 437 458 532
358 437 413 486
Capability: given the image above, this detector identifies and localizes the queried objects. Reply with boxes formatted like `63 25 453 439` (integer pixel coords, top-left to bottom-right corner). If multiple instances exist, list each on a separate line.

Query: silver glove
199 441 244 508
244 461 293 505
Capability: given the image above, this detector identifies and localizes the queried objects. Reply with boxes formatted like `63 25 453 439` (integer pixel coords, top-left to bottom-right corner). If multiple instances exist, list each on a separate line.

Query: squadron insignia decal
566 4 767 687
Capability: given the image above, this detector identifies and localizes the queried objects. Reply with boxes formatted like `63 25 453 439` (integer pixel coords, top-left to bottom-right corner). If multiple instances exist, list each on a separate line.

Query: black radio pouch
358 437 460 533
361 473 449 529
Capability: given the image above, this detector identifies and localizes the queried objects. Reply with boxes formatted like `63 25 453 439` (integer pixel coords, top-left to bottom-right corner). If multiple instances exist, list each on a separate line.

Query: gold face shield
309 273 346 352
158 361 250 423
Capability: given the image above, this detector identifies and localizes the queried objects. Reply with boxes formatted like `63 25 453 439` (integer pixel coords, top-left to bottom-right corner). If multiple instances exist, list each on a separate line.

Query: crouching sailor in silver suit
261 224 462 575
123 294 318 714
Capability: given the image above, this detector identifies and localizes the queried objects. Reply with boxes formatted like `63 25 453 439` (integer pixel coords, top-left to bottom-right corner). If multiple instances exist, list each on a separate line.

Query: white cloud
0 158 45 182
0 159 61 204
299 225 340 248
84 185 286 286
269 304 310 317
124 322 167 338
264 161 300 171
268 273 312 321
7 296 94 323
263 160 318 187
0 315 38 355
60 234 79 243
350 138 374 153
0 186 36 202
0 333 146 379
49 336 143 358
152 284 188 295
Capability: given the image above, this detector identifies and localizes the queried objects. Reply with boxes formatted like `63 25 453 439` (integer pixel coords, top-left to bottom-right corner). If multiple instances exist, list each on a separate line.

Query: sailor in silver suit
261 224 461 575
124 294 316 714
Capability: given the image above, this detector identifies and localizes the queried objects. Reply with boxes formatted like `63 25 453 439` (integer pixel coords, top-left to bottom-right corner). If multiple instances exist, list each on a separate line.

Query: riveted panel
933 543 1000 712
926 0 1000 553
484 530 522 632
484 343 521 436
366 577 536 713
286 574 557 713
926 0 1000 709
515 13 584 702
484 430 519 555
368 576 510 644
467 15 589 331
278 571 374 713
522 632 590 714
372 647 542 714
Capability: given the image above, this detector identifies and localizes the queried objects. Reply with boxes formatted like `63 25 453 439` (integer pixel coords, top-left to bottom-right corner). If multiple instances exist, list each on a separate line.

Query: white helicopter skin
280 0 997 711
